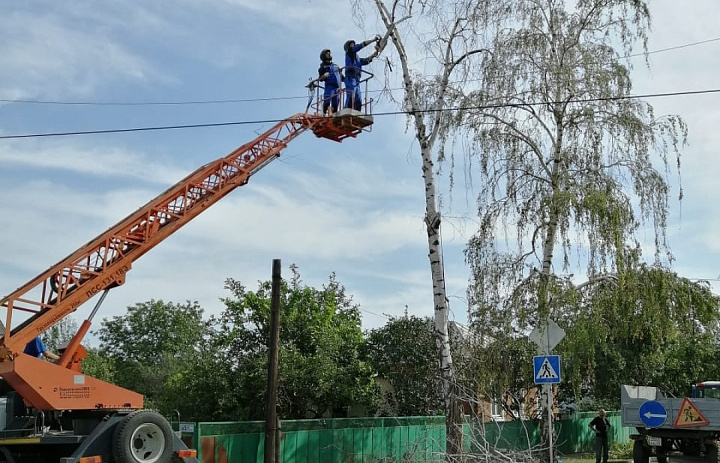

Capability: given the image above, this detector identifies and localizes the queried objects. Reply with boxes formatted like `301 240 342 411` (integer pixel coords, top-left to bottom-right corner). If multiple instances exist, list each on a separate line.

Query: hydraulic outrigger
0 84 374 463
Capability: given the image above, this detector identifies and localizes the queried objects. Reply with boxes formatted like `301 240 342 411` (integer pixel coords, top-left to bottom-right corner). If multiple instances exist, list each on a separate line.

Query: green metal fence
195 417 447 463
191 412 628 463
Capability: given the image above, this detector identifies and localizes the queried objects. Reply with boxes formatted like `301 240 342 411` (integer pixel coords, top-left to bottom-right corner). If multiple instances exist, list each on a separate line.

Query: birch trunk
368 0 473 458
537 112 565 461
421 142 464 458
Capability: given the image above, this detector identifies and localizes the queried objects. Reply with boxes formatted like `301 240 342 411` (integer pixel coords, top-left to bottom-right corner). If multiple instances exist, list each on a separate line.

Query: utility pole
264 259 282 463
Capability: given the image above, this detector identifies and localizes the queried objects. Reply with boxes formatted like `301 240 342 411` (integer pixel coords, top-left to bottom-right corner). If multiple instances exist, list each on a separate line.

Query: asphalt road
653 455 706 462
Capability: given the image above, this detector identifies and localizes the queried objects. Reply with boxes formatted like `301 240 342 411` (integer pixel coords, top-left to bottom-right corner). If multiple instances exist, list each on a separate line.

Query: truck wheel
633 439 649 463
112 410 173 463
0 447 15 463
707 444 719 463
682 440 702 456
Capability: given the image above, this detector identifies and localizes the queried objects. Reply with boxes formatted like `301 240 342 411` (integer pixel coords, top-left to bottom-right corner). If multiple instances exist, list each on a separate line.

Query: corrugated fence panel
197 421 264 463
194 412 630 462
555 411 627 454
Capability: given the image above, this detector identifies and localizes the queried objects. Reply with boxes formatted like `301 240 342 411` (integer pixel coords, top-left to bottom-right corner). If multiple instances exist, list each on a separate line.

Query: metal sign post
530 320 565 463
547 384 553 463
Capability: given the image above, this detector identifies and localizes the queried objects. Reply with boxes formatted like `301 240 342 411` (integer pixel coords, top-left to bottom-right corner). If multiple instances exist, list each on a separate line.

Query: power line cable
1 36 718 107
2 87 719 140
0 119 282 139
634 37 720 57
0 95 306 106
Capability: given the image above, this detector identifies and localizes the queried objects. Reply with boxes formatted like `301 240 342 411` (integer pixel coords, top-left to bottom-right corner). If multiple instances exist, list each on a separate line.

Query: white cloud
1 0 720 337
0 9 165 99
0 140 186 183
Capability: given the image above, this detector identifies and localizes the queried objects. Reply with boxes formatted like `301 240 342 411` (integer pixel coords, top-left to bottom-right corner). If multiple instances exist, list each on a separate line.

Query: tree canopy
89 267 379 421
446 0 690 413
92 300 211 415
366 315 443 416
462 0 686 332
218 265 378 419
560 256 720 408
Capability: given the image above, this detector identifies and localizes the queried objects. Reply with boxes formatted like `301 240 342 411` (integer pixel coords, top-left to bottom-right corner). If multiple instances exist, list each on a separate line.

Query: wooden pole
264 259 282 463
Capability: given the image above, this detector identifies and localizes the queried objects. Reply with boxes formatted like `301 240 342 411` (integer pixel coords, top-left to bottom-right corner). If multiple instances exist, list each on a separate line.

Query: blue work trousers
323 86 339 115
344 79 362 110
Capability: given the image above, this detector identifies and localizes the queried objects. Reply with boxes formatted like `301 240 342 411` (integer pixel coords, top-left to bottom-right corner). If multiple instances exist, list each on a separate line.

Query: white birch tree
354 0 491 459
457 0 686 459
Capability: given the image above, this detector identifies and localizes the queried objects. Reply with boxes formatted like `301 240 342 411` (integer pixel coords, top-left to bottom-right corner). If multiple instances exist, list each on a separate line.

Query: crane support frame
0 82 375 460
0 113 357 414
1 114 312 359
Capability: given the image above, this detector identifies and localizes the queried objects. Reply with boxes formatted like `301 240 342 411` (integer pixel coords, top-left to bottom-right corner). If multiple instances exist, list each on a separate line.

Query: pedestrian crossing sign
673 398 709 428
534 355 561 384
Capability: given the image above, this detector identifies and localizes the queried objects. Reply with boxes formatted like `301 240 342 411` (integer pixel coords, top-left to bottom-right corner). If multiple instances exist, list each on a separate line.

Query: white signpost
530 319 565 463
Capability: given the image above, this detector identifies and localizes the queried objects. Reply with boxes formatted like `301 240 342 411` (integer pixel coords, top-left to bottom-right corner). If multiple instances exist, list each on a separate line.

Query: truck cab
693 381 720 399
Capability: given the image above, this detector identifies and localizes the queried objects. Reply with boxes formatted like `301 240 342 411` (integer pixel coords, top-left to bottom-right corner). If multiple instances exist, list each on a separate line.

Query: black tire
707 444 719 463
0 447 15 463
633 439 649 463
656 438 670 463
112 410 173 463
681 439 702 456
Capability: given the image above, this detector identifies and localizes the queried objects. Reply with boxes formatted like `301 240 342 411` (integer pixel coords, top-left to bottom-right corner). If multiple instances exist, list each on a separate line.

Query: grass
560 452 632 463
559 453 594 463
561 459 630 463
561 440 634 462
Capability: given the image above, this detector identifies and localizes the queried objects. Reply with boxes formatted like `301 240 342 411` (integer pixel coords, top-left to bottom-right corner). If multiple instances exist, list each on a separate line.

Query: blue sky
1 1 719 339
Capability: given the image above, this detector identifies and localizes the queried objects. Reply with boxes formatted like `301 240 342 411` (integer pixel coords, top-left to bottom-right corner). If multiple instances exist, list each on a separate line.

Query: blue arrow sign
534 355 561 384
639 400 667 428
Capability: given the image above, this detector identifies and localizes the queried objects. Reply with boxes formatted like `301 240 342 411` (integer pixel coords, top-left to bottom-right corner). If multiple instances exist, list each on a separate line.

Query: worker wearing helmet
318 49 343 115
343 36 380 111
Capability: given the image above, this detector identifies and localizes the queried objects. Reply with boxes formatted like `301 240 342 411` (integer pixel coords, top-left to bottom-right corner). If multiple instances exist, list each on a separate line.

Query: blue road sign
534 355 561 384
639 400 667 428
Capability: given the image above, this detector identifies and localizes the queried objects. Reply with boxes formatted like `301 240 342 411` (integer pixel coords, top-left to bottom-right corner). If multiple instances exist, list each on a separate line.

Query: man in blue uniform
343 36 380 110
24 336 59 361
318 49 343 116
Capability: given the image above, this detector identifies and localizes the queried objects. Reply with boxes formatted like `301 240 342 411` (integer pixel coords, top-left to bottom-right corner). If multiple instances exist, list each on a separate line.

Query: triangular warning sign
673 398 709 428
536 358 559 380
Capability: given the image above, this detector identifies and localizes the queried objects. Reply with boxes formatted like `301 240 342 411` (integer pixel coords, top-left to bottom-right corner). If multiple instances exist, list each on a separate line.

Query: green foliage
455 0 694 410
560 256 720 405
81 347 117 384
217 265 378 420
86 268 379 422
365 316 442 416
464 334 537 416
96 299 208 363
465 0 686 330
609 440 633 460
92 300 211 418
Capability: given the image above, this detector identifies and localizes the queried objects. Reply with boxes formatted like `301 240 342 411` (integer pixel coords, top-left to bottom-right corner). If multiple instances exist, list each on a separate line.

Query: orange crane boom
0 109 373 412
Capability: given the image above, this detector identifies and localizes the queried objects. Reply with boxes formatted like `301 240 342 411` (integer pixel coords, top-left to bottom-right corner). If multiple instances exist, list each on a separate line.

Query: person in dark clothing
589 409 611 463
24 336 59 361
318 49 343 115
343 36 380 110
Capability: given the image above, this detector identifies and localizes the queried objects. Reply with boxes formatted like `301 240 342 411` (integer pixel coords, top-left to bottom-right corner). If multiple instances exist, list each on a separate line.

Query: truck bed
621 385 720 432
622 397 720 431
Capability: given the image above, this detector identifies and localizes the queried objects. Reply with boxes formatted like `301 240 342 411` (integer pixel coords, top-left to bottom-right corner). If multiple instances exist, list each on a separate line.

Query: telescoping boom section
0 111 372 413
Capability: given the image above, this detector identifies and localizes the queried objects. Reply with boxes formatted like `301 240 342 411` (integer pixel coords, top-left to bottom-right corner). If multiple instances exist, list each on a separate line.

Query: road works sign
639 400 667 428
674 398 709 428
533 355 561 384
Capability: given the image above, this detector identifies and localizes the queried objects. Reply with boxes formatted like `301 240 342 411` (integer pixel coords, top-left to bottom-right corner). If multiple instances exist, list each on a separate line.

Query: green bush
609 440 633 459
